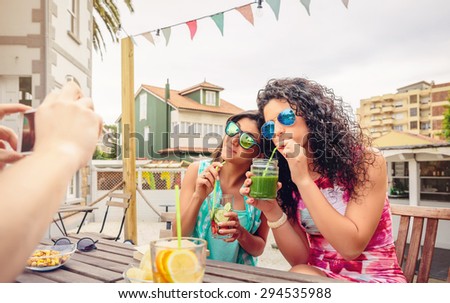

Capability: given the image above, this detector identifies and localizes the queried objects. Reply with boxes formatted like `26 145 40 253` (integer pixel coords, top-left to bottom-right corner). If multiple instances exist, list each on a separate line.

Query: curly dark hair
257 78 373 222
210 110 265 162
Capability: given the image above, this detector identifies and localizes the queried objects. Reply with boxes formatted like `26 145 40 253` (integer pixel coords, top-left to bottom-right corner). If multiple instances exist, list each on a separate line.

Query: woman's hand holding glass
240 171 283 221
218 211 243 242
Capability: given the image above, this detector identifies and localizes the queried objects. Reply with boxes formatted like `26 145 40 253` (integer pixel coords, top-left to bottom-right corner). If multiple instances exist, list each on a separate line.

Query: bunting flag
142 32 154 45
300 0 311 15
266 0 281 20
132 1 349 46
211 13 224 35
236 4 254 26
162 27 171 46
186 20 197 40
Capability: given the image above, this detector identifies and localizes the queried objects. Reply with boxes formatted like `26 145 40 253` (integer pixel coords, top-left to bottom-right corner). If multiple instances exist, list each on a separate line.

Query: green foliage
93 0 134 57
443 98 450 141
92 124 118 159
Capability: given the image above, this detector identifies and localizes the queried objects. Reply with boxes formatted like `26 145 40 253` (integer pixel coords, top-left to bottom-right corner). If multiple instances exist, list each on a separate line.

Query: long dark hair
210 110 265 162
257 78 373 222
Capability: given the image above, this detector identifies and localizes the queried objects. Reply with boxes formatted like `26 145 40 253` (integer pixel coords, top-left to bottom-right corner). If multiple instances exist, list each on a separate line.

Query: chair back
99 192 132 241
391 204 450 282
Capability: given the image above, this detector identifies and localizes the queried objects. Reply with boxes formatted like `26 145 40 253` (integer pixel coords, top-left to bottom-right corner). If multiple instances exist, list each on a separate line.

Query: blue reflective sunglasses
261 108 296 139
225 121 259 150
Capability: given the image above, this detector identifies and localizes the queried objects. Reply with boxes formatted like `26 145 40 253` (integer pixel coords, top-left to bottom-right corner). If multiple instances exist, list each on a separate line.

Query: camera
17 109 36 154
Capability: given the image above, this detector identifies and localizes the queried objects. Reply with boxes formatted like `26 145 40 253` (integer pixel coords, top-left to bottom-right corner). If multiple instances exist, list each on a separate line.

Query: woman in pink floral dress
241 78 406 282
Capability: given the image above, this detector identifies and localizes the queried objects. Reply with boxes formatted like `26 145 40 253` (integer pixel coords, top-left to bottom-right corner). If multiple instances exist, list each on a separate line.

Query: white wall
0 0 40 36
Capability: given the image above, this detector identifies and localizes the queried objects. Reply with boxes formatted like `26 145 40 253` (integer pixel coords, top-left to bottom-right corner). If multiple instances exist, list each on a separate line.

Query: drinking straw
263 146 278 176
175 185 181 248
211 161 226 218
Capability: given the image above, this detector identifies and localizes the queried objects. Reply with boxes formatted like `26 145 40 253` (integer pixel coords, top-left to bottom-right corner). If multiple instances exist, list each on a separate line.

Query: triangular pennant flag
142 32 154 45
186 20 197 40
342 0 349 8
236 4 254 26
162 27 171 46
266 0 281 20
211 13 224 35
300 0 311 15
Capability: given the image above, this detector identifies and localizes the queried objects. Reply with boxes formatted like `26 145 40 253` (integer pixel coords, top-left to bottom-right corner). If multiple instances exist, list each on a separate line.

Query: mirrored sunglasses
225 121 259 150
261 108 296 139
53 237 98 252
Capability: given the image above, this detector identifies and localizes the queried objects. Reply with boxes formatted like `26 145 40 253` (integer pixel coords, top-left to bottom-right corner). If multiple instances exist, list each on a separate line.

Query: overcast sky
92 0 450 124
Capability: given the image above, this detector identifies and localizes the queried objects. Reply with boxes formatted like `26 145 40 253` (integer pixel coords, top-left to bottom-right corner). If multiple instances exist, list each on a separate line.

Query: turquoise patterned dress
192 160 262 266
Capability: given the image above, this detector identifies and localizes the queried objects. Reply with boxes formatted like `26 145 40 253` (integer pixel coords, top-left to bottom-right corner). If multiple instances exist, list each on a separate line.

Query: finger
0 149 24 164
277 182 282 190
0 126 18 150
59 81 82 102
245 171 254 178
76 97 95 111
0 104 31 119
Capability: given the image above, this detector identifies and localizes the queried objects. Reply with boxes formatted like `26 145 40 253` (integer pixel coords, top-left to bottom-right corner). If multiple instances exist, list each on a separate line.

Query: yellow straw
263 146 278 176
175 185 181 248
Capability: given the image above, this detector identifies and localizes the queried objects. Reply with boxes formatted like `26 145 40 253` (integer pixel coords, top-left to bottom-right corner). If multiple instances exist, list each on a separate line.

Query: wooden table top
17 233 338 283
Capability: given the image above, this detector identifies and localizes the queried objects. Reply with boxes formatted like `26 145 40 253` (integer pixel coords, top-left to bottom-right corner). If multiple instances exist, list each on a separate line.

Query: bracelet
267 212 287 229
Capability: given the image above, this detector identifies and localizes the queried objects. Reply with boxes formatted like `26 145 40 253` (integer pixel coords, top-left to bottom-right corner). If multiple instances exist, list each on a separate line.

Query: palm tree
93 0 134 56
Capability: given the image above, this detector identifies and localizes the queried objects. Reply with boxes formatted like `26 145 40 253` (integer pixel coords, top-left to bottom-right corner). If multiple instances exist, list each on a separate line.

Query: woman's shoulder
364 146 386 167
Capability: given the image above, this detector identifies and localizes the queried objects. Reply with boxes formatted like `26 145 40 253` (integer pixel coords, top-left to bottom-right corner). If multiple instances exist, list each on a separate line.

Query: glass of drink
249 159 278 199
150 237 206 283
209 194 234 239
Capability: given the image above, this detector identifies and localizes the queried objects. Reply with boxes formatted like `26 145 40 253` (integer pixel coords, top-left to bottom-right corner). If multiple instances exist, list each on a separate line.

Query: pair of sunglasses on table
53 237 98 252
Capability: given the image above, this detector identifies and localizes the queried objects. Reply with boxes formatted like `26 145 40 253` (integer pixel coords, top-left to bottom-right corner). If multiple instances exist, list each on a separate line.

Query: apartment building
357 81 450 139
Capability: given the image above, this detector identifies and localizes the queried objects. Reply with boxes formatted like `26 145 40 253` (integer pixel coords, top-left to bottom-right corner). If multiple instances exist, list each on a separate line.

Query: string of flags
131 0 350 46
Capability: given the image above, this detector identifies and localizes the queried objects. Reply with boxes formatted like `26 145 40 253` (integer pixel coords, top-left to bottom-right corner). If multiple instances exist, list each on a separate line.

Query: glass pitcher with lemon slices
150 237 206 283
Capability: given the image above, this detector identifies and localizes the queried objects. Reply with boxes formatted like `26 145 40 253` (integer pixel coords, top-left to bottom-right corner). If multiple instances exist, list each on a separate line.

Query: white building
0 0 93 199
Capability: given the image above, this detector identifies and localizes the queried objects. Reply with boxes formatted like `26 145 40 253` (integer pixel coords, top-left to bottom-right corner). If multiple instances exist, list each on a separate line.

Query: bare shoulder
364 147 386 169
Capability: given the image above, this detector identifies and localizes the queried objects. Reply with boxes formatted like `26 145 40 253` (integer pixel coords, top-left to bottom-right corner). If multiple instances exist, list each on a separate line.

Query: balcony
369 119 382 126
369 107 382 114
382 118 394 125
381 106 394 113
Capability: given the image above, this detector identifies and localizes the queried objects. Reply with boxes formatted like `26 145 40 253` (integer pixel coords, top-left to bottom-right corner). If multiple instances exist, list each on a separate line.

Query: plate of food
26 244 76 272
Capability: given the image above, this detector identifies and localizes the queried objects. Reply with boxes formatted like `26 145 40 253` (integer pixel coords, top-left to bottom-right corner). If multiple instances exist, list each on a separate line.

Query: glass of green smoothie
249 159 278 200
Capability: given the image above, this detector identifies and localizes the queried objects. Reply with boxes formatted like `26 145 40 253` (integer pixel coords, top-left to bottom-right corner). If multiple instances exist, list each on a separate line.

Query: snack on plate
27 249 69 268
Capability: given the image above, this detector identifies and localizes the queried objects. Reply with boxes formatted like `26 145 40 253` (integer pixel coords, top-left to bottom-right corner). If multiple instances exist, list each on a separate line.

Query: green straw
263 146 278 176
175 185 181 248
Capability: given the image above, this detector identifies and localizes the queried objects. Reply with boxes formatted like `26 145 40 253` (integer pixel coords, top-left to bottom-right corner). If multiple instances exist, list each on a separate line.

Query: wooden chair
96 192 131 241
391 204 450 282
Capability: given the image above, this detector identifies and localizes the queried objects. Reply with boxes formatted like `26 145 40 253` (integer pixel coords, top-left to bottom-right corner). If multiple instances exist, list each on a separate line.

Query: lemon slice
165 249 202 283
126 266 152 282
224 202 232 212
155 249 172 282
139 249 151 272
214 209 228 223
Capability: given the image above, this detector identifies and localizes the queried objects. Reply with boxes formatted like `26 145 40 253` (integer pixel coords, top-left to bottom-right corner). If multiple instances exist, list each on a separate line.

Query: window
409 95 417 104
139 94 147 121
19 77 32 106
393 125 403 131
205 91 216 106
410 121 418 129
394 101 403 108
68 0 80 41
410 107 417 117
420 122 431 130
393 113 404 120
144 127 150 141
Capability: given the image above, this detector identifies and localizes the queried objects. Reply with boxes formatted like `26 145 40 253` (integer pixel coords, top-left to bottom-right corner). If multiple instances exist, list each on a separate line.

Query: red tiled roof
141 84 243 115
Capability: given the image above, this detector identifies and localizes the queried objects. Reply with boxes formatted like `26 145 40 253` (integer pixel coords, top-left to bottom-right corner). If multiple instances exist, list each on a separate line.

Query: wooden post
121 37 137 244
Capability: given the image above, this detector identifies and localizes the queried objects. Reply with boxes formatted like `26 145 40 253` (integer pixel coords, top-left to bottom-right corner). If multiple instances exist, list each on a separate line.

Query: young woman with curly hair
241 78 406 282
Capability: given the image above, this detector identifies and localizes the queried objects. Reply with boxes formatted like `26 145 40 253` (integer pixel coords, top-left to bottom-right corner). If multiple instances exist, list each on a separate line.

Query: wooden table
16 233 338 283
